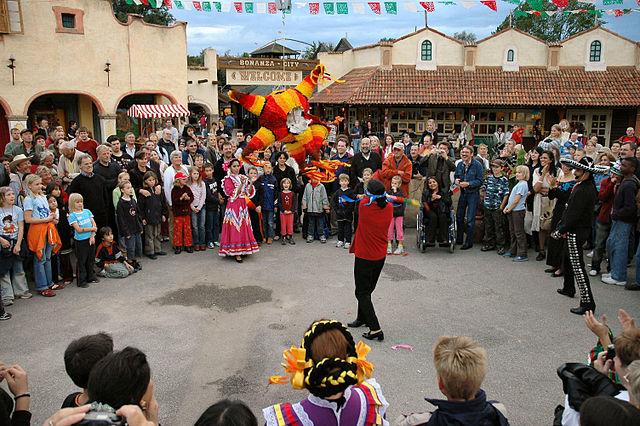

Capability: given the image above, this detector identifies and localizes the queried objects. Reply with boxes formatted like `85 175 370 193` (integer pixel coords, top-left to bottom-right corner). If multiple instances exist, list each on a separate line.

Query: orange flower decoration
351 341 374 383
268 347 313 389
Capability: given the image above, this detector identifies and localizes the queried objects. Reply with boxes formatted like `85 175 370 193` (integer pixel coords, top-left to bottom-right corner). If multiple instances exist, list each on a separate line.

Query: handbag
539 197 555 231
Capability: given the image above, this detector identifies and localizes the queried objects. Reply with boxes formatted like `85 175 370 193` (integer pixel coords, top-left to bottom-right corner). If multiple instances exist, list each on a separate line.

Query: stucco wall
187 48 219 117
392 29 464 66
317 51 355 91
559 28 638 67
476 30 548 67
0 0 188 117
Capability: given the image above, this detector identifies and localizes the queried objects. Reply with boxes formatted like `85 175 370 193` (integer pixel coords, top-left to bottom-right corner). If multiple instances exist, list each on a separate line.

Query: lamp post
7 55 16 86
104 59 111 87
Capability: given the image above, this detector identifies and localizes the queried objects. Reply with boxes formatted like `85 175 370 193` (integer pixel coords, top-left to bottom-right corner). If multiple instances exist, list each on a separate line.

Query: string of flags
124 0 640 15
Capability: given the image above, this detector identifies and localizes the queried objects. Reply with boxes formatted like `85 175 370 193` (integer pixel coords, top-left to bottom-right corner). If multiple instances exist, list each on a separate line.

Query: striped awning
127 104 190 119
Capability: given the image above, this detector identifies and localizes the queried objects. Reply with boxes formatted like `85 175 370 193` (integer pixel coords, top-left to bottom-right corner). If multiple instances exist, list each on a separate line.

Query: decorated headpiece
559 156 609 174
269 320 374 398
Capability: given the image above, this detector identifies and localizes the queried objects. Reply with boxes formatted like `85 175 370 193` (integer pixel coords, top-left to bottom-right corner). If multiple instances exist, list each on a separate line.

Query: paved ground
2 229 639 425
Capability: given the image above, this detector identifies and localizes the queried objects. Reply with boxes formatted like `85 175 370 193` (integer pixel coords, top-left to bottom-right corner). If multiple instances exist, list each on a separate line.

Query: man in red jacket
617 127 639 144
380 142 412 195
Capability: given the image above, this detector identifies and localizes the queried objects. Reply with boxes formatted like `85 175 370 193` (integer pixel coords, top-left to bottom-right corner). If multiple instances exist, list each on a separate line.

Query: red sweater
349 197 393 260
597 177 615 224
76 139 99 161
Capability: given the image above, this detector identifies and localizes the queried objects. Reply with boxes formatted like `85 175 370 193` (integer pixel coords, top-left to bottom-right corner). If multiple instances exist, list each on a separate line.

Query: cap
175 171 188 180
19 128 33 136
393 142 404 151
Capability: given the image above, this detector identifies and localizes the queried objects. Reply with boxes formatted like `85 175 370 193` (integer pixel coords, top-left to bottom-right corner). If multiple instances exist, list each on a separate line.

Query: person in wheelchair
421 177 452 247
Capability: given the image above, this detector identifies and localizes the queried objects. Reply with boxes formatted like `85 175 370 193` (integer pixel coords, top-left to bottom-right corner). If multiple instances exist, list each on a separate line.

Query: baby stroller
416 204 456 254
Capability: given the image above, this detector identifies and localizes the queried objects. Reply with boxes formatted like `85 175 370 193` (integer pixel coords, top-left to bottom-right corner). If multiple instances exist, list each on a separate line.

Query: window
589 40 601 62
506 49 515 62
421 40 432 61
61 13 75 29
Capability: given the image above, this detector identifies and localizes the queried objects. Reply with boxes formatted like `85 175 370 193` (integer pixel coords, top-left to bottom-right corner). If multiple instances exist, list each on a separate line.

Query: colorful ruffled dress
218 172 259 256
263 379 388 426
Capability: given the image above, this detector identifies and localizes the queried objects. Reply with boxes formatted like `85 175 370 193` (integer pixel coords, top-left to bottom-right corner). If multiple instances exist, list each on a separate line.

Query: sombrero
559 156 609 174
9 154 30 170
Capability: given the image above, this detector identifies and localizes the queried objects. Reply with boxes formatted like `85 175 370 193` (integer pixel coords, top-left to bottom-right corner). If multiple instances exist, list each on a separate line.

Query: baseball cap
393 142 404 150
175 171 188 180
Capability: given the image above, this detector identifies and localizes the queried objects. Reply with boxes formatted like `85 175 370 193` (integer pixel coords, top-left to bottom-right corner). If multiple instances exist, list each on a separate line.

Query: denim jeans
456 190 480 247
124 233 143 260
34 242 53 291
591 221 611 273
191 209 206 245
606 220 633 282
205 209 219 244
308 213 325 240
0 257 28 301
352 138 361 154
262 210 275 239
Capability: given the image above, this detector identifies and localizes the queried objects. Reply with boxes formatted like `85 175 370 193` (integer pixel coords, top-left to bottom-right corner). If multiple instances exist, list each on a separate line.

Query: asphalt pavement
1 230 639 425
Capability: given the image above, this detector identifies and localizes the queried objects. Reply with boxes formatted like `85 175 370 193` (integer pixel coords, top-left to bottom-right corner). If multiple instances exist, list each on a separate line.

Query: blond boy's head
433 336 487 400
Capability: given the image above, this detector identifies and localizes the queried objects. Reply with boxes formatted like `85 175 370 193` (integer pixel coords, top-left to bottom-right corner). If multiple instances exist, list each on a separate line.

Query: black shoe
235 256 243 263
88 278 100 284
481 245 495 252
536 252 546 261
557 289 575 298
461 244 473 250
497 248 506 255
145 254 157 260
544 268 556 273
185 246 194 253
288 236 295 245
570 305 595 315
78 282 89 288
155 251 167 256
363 330 384 341
174 247 182 254
281 238 287 245
347 319 365 328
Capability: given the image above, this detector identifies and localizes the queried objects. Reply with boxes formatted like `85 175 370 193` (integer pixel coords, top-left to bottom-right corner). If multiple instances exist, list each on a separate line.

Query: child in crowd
47 182 74 286
396 336 508 425
247 167 264 244
387 175 406 254
302 177 329 243
95 227 135 278
278 177 296 245
0 187 30 305
259 162 277 244
68 193 98 288
331 173 355 249
24 174 60 297
504 165 530 262
353 167 373 230
188 166 206 251
194 153 205 175
171 171 193 254
112 171 135 210
481 159 510 255
61 333 114 408
116 182 143 270
422 177 452 247
137 171 167 260
203 163 220 249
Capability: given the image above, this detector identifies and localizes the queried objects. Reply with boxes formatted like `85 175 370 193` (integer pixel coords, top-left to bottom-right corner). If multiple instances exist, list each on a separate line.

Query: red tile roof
311 66 640 107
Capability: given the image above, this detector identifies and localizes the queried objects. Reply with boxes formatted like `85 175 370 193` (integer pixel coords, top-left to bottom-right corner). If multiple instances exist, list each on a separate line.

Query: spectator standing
350 137 382 184
258 162 277 244
58 142 84 185
67 193 98 288
380 142 412 195
74 127 99 161
387 175 406 255
163 151 188 241
278 178 296 245
331 174 355 249
0 187 30 305
590 165 618 277
618 127 639 144
350 120 363 154
203 163 220 249
454 146 484 250
302 177 329 244
3 128 22 156
481 159 510 254
12 129 43 159
116 181 143 270
503 166 530 262
138 171 167 259
188 166 206 251
67 154 109 231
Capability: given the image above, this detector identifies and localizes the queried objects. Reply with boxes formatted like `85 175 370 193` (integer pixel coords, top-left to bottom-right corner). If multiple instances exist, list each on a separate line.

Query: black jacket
389 188 406 217
430 157 456 193
331 187 356 221
418 390 508 426
67 174 108 222
116 197 143 237
0 387 31 426
93 160 121 192
204 177 220 211
557 179 598 240
137 190 167 226
611 177 639 223
350 151 382 183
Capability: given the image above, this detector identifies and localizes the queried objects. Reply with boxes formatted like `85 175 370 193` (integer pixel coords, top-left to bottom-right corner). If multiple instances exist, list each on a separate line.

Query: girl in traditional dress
219 159 259 263
265 319 388 426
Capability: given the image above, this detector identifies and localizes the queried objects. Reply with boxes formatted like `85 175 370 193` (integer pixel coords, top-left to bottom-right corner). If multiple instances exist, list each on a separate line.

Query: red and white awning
127 104 190 119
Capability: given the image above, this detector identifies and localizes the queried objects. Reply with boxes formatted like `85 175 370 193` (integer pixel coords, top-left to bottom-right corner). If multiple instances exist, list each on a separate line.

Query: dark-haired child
137 172 167 259
171 171 193 254
278 178 297 245
331 173 355 249
116 181 143 270
47 182 74 286
61 332 114 408
95 227 134 278
204 163 221 249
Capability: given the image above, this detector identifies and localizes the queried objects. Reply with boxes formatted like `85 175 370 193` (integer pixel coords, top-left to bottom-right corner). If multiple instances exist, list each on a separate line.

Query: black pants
426 209 448 243
337 220 352 243
354 257 385 330
483 208 506 249
75 239 96 285
563 233 595 310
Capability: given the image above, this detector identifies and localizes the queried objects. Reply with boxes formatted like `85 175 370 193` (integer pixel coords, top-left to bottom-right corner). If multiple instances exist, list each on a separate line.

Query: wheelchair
416 206 456 254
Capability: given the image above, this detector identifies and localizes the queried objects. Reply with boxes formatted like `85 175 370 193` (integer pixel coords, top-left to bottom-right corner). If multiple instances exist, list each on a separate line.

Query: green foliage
187 49 205 67
452 31 477 43
111 0 175 26
495 0 603 41
302 41 336 60
379 37 396 42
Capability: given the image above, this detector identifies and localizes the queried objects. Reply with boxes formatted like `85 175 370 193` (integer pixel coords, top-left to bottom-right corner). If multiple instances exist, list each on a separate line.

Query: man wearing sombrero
553 157 608 315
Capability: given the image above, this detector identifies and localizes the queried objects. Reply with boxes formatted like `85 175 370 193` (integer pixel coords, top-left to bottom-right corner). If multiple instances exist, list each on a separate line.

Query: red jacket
350 198 393 261
596 177 615 224
76 139 99 161
380 154 412 195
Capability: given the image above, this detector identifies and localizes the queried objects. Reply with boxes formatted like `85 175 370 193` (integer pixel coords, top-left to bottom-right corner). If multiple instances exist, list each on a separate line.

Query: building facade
313 26 640 146
0 0 215 149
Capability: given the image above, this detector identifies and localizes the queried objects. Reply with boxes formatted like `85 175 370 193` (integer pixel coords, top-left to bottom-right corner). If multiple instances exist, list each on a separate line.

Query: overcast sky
172 1 639 55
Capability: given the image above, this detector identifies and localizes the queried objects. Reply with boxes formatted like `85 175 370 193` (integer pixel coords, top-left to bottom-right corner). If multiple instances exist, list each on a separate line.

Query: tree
302 41 336 60
453 31 477 43
111 0 175 26
495 0 602 42
187 49 205 67
379 37 396 42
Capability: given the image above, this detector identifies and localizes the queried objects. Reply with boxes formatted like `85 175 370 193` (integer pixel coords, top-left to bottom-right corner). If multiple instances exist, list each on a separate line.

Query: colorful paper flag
234 1 243 12
368 2 381 13
256 2 266 13
480 0 497 10
323 2 335 14
337 2 348 13
419 1 435 12
384 1 397 14
551 0 568 7
268 2 277 13
309 2 320 13
527 0 544 10
461 0 476 8
245 2 254 12
353 3 365 13
214 1 221 11
193 1 202 10
603 0 622 4
163 0 172 7
202 1 212 11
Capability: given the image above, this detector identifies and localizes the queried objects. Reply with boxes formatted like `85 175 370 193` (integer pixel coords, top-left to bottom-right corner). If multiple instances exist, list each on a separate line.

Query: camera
605 344 616 361
76 402 126 425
